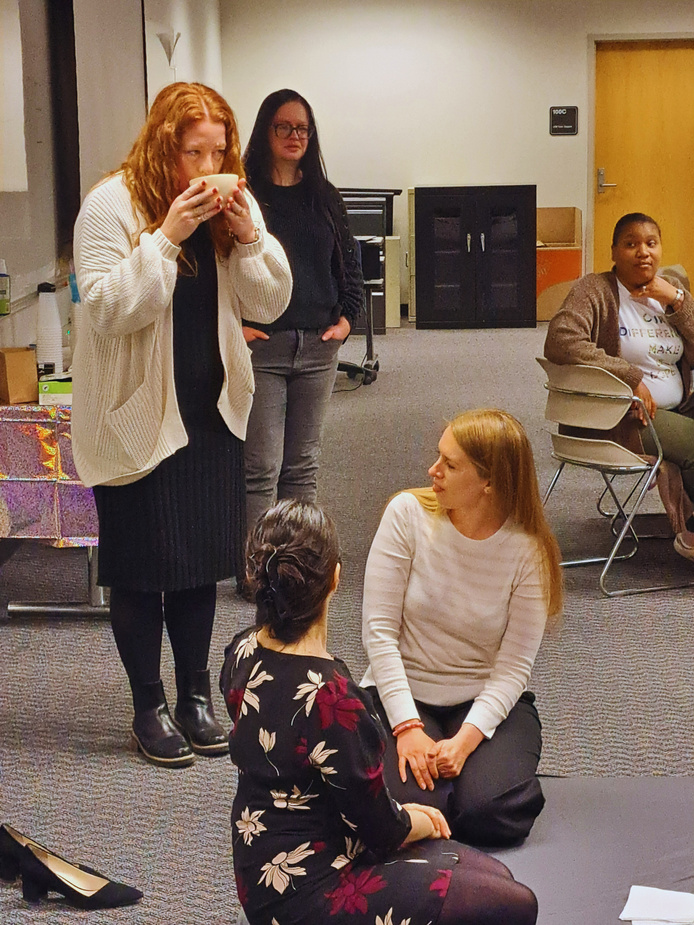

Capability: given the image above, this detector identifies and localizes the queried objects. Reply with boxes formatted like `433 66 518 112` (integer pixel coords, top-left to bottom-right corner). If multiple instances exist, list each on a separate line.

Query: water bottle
36 282 63 375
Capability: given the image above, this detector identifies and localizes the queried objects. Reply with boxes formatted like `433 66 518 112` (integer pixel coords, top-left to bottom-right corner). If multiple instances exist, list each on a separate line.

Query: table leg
6 545 110 618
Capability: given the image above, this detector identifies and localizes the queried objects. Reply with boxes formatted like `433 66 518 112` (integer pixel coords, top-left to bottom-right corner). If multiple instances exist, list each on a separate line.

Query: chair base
545 462 694 597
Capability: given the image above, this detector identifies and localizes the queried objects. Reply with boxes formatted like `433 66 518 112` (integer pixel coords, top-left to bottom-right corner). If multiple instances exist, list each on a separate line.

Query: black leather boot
130 680 194 768
174 669 228 756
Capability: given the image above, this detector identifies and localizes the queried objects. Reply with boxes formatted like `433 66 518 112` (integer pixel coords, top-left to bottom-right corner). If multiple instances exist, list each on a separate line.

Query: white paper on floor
620 885 694 923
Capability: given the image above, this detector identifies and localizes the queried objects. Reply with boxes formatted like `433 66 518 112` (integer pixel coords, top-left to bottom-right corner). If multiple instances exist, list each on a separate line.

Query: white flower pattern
259 727 279 775
331 835 365 869
240 660 274 715
308 740 338 778
235 630 259 665
258 842 315 894
271 785 319 810
292 670 324 718
375 911 411 925
226 646 454 922
235 807 267 846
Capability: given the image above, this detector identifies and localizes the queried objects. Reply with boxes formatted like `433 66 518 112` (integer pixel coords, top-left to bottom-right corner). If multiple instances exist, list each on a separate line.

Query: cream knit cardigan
72 173 292 487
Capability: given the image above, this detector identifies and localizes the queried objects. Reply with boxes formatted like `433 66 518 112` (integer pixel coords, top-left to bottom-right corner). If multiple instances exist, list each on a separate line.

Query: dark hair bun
246 501 340 644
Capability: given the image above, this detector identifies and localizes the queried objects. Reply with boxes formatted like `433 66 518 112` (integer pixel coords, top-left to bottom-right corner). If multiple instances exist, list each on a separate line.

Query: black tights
437 846 537 925
109 585 217 685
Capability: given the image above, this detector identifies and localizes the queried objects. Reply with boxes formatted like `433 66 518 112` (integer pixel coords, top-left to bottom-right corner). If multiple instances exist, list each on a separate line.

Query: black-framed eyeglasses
272 122 314 140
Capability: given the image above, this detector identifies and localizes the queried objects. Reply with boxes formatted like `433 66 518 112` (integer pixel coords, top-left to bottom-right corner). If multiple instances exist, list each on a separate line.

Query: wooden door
594 41 694 275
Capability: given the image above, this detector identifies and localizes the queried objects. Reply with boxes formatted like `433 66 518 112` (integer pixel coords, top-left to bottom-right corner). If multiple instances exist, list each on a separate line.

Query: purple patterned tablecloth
0 404 98 547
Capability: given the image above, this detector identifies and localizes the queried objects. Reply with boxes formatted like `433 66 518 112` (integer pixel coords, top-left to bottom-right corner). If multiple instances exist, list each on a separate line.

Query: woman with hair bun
221 499 538 925
72 82 291 768
362 409 562 848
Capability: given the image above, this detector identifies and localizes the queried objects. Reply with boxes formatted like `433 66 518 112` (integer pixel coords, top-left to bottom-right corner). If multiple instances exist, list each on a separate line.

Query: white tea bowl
189 173 239 199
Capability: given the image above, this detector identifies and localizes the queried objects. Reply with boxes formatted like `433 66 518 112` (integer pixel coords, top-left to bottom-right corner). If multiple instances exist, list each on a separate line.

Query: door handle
467 233 471 253
480 232 485 253
597 167 617 194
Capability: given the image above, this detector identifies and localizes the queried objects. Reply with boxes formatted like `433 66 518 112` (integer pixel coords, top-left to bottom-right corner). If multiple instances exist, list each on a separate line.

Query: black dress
220 627 460 925
94 225 246 591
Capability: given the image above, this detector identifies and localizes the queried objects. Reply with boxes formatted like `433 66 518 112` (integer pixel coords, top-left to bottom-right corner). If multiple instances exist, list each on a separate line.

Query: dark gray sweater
249 181 363 332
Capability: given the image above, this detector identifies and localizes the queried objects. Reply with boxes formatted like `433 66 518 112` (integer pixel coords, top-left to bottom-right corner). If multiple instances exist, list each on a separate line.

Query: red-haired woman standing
72 83 291 768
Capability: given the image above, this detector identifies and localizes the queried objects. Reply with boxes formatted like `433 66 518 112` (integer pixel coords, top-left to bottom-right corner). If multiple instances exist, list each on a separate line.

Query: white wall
0 0 59 348
0 0 28 192
143 0 223 103
0 0 224 349
220 0 694 299
73 0 147 194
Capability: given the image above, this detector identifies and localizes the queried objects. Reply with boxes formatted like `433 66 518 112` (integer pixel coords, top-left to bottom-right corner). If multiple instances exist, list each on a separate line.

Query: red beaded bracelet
392 719 425 737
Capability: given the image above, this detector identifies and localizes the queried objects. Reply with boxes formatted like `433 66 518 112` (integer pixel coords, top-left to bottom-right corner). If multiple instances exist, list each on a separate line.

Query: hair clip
262 547 291 622
265 547 279 587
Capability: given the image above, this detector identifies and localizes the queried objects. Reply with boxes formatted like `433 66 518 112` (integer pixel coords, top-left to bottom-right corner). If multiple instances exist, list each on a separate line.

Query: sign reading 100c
549 107 578 136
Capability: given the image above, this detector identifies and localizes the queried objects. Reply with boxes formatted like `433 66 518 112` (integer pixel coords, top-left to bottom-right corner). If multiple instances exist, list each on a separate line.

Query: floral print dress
221 628 459 925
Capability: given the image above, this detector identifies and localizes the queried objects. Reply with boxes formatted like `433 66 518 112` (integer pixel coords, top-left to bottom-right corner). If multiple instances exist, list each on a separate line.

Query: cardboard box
537 207 582 248
38 379 72 407
0 347 38 404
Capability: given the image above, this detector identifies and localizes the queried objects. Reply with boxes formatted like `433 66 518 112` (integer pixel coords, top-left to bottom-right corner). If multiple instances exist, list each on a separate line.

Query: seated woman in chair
222 499 538 925
361 409 562 849
544 212 694 560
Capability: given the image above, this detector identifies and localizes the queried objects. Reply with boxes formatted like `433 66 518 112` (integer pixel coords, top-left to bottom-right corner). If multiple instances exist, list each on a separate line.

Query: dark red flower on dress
236 872 249 907
313 840 326 853
226 687 244 724
315 672 366 731
364 762 385 797
295 736 309 763
429 868 452 898
325 866 387 915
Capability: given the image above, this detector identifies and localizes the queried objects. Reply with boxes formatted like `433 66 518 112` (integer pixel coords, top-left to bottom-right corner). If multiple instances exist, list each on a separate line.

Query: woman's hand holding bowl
396 726 439 791
160 180 222 246
222 178 258 244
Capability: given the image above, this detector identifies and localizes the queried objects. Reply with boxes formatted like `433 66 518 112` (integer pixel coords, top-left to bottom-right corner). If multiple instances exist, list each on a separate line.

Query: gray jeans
244 329 341 530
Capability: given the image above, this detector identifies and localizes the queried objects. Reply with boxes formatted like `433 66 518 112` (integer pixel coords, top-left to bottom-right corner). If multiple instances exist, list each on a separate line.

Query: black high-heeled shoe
0 824 100 884
20 844 142 909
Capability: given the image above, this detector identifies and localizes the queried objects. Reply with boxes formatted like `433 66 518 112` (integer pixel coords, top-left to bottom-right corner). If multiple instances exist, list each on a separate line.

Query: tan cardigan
545 269 694 404
544 269 694 530
72 173 292 487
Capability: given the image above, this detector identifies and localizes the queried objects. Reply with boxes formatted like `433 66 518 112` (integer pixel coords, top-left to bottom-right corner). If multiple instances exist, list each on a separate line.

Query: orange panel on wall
536 249 582 296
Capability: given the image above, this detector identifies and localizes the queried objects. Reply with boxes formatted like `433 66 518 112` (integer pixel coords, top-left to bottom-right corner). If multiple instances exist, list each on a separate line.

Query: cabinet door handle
467 233 471 253
480 232 485 252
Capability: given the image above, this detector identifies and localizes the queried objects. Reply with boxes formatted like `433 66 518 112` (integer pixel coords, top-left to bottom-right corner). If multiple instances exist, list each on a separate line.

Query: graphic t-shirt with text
618 279 683 409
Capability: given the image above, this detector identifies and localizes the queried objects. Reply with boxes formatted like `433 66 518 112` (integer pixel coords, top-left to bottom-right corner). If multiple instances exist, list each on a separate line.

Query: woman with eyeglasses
241 89 364 540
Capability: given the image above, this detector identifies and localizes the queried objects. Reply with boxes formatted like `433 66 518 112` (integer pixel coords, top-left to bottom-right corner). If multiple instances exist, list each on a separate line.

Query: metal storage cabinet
411 185 536 328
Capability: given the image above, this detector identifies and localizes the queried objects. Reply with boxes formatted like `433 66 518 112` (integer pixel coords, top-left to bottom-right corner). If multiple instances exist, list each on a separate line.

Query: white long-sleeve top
72 172 292 487
361 491 548 739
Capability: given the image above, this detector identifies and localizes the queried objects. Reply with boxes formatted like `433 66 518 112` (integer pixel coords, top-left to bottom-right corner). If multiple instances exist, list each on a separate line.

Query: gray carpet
0 324 692 923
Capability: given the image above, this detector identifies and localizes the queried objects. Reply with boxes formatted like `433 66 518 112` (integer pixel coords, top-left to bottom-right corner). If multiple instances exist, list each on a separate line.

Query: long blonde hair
408 409 563 622
119 82 245 266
